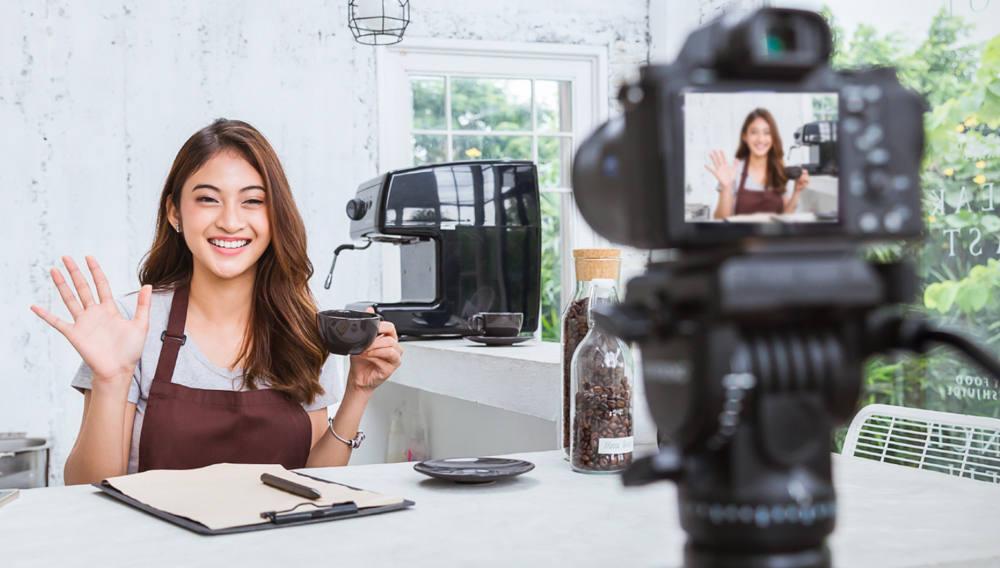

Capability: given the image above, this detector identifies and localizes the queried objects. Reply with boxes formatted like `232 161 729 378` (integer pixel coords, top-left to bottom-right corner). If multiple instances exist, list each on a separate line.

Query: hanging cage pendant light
348 0 410 46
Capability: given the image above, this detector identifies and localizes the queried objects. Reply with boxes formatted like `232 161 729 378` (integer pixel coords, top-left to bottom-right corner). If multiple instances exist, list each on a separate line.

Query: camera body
573 8 925 249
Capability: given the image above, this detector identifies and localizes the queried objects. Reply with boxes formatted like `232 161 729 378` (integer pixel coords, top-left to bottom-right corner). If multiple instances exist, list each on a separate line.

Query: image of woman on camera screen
706 108 809 220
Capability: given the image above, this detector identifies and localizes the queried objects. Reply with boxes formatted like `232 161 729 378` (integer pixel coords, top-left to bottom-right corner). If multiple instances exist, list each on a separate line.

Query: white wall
684 92 817 213
0 0 745 484
1 0 385 485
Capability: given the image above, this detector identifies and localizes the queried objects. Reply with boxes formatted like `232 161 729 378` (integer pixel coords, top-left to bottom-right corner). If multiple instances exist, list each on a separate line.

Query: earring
175 223 181 233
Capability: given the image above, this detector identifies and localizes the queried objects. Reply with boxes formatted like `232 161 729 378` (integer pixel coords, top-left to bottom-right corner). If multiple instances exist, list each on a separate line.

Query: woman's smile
208 237 253 255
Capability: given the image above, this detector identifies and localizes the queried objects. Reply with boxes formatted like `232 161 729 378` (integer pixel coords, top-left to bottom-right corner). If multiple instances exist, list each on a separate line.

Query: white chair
842 404 1000 483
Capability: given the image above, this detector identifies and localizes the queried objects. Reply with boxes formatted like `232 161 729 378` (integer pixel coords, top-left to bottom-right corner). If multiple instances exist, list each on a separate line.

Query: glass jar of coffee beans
570 278 634 473
561 249 621 459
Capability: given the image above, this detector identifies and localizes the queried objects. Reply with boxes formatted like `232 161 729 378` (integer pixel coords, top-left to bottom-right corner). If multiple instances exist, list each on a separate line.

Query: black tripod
597 249 1000 568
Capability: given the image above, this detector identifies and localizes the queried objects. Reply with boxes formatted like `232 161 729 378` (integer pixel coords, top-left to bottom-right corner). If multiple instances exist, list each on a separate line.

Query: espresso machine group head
325 160 542 337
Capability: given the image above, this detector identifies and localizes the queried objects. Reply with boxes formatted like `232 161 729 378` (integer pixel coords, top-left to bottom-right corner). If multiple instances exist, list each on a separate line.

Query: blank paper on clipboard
102 463 404 531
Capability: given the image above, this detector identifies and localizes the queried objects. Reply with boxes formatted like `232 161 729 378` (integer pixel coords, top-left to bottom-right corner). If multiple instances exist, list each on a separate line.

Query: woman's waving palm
30 256 152 390
705 149 738 190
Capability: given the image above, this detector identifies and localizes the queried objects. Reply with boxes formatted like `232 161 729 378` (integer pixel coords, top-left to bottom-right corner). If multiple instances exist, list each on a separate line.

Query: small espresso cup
316 309 382 356
468 312 523 337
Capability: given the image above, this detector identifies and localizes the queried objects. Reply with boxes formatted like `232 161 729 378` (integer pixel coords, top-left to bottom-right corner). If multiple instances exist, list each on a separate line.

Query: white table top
2 450 999 568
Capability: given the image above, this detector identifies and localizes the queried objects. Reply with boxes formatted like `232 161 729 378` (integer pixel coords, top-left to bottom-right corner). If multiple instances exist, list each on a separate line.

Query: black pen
261 473 323 500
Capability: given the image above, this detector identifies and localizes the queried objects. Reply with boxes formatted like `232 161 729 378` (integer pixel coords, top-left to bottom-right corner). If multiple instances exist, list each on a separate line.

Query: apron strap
738 159 749 193
152 283 190 384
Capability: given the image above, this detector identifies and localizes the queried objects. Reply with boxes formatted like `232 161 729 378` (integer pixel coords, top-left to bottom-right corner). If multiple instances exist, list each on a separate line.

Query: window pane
821 8 1000 459
451 78 531 131
411 76 446 130
811 94 838 122
538 136 573 189
452 135 531 161
412 134 447 165
540 192 562 342
536 80 572 133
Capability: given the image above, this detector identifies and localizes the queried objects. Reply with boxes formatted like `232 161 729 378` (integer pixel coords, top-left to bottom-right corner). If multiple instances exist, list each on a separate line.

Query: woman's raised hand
704 150 738 191
30 256 152 392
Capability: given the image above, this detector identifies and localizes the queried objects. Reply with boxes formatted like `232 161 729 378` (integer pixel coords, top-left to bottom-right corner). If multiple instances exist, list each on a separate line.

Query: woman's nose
216 203 245 232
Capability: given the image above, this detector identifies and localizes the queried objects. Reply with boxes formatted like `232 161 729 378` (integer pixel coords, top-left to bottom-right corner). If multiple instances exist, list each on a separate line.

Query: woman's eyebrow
192 184 266 192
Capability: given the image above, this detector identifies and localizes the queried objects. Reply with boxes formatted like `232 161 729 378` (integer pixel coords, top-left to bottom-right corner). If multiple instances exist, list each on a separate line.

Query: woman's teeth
209 239 250 249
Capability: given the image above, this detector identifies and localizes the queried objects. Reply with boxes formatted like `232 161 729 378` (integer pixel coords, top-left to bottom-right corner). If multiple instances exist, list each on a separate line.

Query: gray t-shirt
71 290 343 474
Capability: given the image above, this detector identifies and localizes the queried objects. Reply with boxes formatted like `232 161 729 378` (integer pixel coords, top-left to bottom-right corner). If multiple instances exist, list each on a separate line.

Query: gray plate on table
413 457 535 484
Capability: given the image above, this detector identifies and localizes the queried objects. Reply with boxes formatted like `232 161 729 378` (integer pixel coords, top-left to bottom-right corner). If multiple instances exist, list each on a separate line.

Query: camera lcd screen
683 92 839 224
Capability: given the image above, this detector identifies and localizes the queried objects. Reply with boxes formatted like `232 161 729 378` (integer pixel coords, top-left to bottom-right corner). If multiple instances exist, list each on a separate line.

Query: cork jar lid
573 248 621 259
574 248 621 282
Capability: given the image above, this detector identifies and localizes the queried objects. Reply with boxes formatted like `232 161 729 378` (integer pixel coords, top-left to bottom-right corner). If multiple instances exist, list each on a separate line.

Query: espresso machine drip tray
331 160 542 338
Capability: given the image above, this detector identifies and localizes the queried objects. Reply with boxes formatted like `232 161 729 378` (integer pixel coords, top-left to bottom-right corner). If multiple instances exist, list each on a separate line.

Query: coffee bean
570 359 633 472
562 297 590 451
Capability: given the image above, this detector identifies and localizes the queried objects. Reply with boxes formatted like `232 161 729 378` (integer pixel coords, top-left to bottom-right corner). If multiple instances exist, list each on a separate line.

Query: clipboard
92 470 415 535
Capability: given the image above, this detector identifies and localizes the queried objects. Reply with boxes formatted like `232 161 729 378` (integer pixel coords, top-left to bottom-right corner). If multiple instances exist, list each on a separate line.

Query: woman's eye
196 196 218 203
245 199 264 205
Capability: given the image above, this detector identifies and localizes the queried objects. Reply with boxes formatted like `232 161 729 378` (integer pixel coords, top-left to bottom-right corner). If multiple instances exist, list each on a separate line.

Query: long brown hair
139 119 326 404
735 108 788 196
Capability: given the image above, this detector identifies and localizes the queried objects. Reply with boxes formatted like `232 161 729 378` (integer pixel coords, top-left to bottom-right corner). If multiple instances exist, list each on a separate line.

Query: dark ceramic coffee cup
317 309 382 356
468 312 523 337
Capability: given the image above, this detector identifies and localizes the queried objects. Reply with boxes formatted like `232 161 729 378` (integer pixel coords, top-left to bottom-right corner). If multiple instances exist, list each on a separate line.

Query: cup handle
469 314 484 334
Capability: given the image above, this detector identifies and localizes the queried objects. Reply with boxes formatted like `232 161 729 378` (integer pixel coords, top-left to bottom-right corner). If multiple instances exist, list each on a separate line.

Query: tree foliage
410 76 566 341
822 5 1000 425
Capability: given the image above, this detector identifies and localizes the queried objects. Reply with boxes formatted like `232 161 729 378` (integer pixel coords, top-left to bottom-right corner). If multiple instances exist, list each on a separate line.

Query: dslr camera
571 8 994 568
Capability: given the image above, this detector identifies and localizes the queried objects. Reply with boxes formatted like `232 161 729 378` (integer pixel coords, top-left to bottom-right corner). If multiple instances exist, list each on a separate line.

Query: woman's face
743 117 773 158
168 151 272 281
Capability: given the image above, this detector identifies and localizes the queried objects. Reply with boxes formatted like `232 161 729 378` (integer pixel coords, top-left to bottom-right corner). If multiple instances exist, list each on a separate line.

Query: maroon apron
734 160 785 215
137 283 312 472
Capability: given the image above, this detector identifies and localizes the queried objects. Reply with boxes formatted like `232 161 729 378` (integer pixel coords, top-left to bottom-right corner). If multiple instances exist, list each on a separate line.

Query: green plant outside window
409 76 572 342
822 6 1000 450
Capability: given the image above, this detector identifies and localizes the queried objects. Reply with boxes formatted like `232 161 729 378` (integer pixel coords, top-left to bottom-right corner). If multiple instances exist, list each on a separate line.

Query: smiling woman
706 107 810 219
30 119 403 485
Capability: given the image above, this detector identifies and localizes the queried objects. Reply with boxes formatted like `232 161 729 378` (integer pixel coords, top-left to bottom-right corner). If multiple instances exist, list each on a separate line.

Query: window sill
389 339 560 421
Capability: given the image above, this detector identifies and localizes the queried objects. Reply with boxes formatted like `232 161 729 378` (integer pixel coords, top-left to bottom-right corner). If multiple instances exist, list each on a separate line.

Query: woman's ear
166 196 180 229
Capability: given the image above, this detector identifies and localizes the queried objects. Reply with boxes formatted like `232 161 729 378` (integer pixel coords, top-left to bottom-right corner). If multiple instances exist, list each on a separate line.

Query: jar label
598 436 634 454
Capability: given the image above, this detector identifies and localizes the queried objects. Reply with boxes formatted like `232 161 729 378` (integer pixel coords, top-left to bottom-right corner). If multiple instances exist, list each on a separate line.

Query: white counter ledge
3 450 1000 568
389 338 561 421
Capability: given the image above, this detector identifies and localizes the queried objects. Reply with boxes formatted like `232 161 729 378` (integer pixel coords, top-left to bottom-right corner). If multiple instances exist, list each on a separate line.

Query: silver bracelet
328 417 365 449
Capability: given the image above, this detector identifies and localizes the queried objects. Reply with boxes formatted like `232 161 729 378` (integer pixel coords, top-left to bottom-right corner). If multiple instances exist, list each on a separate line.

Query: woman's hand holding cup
794 170 810 193
346 307 403 394
30 256 152 395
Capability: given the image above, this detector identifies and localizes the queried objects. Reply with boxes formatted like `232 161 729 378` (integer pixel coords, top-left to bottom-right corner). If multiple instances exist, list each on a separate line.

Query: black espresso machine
790 119 838 176
324 160 542 337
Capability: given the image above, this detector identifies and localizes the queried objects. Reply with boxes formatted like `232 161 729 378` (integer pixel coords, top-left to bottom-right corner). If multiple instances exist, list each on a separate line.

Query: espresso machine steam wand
323 240 372 290
324 235 424 290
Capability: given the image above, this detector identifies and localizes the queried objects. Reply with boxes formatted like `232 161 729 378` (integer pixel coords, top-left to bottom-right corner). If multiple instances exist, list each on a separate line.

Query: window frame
377 38 609 323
